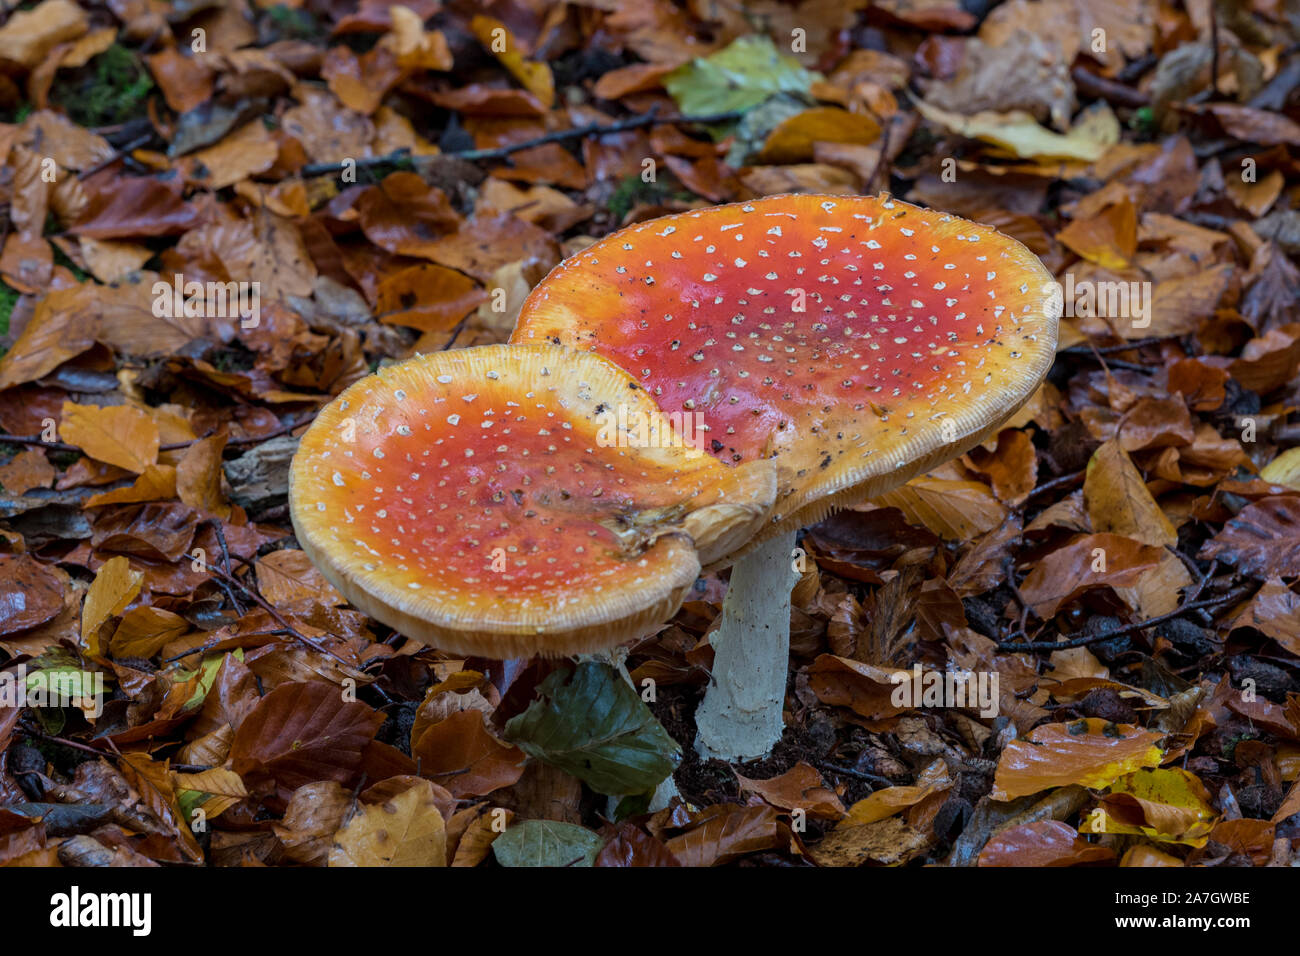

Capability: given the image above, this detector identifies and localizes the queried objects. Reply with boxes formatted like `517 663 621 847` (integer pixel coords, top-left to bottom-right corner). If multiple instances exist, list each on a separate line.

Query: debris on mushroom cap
511 192 1061 544
288 343 776 658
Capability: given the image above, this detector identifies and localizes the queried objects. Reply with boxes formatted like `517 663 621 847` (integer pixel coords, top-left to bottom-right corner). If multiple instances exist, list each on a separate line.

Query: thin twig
1209 0 1220 99
1025 468 1085 501
298 108 746 177
0 433 79 452
996 588 1253 652
1061 337 1173 356
820 763 896 788
15 725 113 758
78 133 153 180
210 517 246 616
865 120 893 194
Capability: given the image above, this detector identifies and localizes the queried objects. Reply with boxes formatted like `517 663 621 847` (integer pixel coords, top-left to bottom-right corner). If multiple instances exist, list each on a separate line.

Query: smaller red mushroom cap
512 193 1061 546
288 344 775 658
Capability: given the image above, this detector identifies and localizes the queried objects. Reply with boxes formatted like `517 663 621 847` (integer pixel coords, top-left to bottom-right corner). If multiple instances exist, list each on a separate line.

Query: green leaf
504 661 681 796
492 820 604 867
665 35 819 116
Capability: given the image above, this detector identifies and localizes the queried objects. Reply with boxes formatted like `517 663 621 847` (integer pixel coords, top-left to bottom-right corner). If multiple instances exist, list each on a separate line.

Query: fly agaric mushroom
512 193 1061 760
288 343 775 658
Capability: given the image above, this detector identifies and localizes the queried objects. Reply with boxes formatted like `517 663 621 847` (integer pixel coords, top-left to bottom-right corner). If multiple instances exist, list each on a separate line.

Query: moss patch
52 44 154 129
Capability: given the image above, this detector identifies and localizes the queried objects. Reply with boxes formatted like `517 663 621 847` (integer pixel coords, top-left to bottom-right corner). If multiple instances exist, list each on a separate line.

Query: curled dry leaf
1080 767 1217 847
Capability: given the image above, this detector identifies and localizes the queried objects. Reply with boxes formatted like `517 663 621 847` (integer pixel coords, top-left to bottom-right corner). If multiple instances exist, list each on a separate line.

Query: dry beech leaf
230 681 384 806
256 549 346 608
176 434 229 518
81 555 143 653
85 465 178 507
110 606 189 659
60 401 160 474
1018 533 1164 619
735 761 846 819
663 804 783 867
1228 578 1300 655
275 781 352 866
1084 441 1178 547
873 477 1008 540
328 778 448 868
411 710 525 798
0 448 56 495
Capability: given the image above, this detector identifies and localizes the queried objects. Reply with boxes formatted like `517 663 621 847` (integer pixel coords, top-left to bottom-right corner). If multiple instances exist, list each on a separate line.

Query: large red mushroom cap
289 344 775 658
512 193 1060 545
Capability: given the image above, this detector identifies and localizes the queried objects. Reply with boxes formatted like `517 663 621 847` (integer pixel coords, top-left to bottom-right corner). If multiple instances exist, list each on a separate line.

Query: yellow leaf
1080 767 1218 847
470 15 554 107
874 477 1008 540
60 401 160 473
1260 447 1300 490
329 778 448 867
81 555 143 655
1084 443 1178 547
110 606 190 659
914 100 1119 162
758 107 880 164
172 767 249 798
176 433 230 518
85 464 177 507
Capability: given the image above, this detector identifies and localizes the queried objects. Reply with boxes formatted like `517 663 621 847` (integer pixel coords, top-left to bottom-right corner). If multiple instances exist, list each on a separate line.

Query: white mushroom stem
694 529 799 763
584 646 681 812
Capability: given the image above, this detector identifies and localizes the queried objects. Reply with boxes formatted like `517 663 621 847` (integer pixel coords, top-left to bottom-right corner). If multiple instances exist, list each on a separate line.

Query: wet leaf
990 718 1165 801
1200 497 1300 578
977 820 1116 867
1080 767 1217 846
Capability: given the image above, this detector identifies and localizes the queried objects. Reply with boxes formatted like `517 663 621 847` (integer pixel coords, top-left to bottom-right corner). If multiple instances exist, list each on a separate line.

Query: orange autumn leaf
84 464 178 506
411 710 525 798
735 761 846 819
977 821 1116 867
60 401 160 474
990 718 1164 801
470 16 554 108
0 448 55 495
176 434 230 518
1018 532 1164 619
